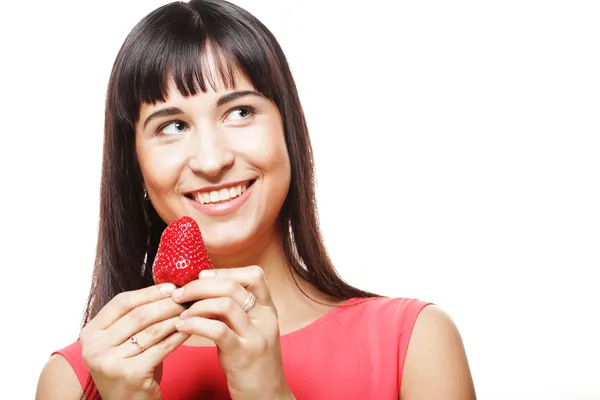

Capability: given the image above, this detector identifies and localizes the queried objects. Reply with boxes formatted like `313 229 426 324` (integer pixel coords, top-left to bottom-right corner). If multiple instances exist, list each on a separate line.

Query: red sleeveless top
53 297 431 399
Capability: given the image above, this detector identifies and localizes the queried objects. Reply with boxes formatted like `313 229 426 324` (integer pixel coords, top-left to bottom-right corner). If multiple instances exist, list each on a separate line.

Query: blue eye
160 121 189 135
226 106 254 122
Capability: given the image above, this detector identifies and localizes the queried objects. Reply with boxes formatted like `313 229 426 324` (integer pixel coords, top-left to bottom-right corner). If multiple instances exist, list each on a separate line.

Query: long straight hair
81 0 376 397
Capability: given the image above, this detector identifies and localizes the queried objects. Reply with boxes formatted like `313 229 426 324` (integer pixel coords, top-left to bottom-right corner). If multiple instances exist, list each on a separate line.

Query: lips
185 180 255 205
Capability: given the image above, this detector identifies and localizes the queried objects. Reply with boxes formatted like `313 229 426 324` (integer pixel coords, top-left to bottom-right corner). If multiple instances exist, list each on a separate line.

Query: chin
204 235 250 256
201 221 258 256
202 219 282 267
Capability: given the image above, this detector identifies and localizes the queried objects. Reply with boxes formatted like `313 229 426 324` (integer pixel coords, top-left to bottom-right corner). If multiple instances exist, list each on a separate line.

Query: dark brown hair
81 0 375 397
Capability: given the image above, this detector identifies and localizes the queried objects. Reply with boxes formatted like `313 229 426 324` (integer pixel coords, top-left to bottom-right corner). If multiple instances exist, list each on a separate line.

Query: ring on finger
241 291 257 313
130 335 146 352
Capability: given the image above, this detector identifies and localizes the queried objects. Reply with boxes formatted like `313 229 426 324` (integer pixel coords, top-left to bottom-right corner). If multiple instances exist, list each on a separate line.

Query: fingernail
199 269 216 278
160 283 175 295
175 319 186 328
180 310 188 319
172 287 184 298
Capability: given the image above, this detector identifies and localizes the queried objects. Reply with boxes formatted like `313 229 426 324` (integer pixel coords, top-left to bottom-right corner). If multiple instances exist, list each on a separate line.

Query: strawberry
152 216 213 287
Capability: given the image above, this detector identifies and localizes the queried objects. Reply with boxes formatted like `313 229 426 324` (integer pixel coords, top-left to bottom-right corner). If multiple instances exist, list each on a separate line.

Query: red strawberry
152 216 213 287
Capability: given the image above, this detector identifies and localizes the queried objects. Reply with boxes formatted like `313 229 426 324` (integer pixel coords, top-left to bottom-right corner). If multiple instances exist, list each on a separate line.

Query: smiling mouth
185 180 256 205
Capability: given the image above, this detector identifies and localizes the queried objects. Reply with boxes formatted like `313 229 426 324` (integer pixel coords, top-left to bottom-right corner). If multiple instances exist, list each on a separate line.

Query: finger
136 331 191 368
106 297 185 346
175 317 240 352
114 316 183 358
86 283 176 331
182 297 253 336
173 277 250 309
199 265 273 307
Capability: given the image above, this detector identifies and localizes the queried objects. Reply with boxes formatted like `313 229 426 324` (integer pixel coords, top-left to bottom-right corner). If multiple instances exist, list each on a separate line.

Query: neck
209 226 329 322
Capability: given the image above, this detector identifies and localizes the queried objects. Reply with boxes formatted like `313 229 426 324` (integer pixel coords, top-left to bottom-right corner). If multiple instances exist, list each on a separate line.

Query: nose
187 124 235 177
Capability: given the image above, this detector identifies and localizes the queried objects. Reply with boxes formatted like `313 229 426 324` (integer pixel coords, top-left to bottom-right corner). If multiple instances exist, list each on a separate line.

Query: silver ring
241 292 256 313
130 336 146 352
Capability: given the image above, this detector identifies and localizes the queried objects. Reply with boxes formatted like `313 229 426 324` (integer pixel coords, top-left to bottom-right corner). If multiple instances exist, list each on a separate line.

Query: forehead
124 35 281 125
139 57 256 116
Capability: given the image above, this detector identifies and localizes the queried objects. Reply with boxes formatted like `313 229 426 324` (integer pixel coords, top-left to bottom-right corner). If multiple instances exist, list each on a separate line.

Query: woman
36 1 476 399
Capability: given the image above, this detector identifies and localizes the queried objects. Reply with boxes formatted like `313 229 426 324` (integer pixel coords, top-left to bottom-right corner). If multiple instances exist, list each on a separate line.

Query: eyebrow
142 90 265 130
216 90 265 107
143 107 184 129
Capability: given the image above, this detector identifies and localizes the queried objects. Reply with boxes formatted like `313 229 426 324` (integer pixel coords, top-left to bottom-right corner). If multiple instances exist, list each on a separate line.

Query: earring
143 188 149 200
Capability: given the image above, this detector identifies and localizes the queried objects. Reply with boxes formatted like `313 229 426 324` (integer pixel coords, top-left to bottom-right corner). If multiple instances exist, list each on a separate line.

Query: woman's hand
172 265 294 400
79 283 189 400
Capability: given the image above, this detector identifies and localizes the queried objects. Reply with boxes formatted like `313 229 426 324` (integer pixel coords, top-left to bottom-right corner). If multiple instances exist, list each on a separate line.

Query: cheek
136 142 187 192
236 121 290 177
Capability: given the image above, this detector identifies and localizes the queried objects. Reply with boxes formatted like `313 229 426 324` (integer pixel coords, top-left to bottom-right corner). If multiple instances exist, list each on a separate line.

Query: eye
159 121 189 135
225 106 255 122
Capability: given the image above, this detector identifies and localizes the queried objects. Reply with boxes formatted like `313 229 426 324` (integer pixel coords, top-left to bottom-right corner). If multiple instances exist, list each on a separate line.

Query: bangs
111 1 278 125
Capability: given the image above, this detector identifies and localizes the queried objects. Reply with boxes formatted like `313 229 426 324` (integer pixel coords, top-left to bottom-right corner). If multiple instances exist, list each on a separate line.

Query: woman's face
135 68 291 256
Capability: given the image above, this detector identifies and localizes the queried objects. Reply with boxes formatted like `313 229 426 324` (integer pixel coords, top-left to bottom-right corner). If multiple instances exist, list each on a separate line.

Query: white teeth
219 188 231 200
194 182 249 205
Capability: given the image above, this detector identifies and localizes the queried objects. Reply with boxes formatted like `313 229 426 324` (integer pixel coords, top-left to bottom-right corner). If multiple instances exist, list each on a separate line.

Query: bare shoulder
36 354 81 400
401 305 477 400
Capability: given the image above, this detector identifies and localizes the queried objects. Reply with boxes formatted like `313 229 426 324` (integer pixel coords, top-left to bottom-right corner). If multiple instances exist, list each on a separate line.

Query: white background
0 0 598 399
